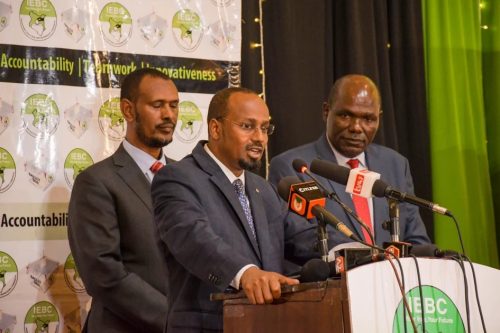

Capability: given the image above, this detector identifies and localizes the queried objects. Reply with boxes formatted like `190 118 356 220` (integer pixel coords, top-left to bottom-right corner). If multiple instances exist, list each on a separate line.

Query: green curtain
422 0 499 267
482 1 500 269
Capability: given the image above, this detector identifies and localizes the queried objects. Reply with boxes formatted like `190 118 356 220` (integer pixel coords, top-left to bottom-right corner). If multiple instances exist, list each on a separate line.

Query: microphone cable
462 254 487 333
355 240 416 332
385 253 417 332
450 213 467 257
408 255 425 333
450 255 471 333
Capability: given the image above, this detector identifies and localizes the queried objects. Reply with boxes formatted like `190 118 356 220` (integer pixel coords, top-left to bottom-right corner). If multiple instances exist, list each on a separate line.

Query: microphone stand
382 198 410 257
388 198 400 242
315 216 330 263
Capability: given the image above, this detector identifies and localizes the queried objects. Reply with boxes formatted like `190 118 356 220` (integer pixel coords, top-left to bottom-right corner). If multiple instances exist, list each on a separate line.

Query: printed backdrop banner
0 0 241 332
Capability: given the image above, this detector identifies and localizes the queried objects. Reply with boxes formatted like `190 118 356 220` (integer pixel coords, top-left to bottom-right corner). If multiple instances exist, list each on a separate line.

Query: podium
213 258 500 332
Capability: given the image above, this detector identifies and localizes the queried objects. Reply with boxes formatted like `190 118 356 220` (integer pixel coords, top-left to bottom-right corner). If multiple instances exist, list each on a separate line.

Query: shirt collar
204 143 245 186
122 139 166 174
325 135 367 169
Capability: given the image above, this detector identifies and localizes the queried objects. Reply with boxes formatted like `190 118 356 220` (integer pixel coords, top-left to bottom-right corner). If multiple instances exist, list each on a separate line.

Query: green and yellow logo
98 97 125 141
21 93 60 137
19 0 57 40
393 285 465 333
24 301 60 333
99 2 132 47
64 148 93 189
0 147 16 193
63 253 86 293
172 9 203 52
0 251 18 298
175 101 203 143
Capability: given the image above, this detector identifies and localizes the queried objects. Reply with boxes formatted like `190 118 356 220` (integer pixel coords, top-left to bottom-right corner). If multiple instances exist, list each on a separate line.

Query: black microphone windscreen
292 159 308 173
310 159 350 185
299 258 330 283
372 180 389 197
277 176 301 202
409 244 439 257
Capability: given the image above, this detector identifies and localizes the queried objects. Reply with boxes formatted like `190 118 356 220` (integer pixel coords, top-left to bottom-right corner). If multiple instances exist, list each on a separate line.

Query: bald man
269 74 430 247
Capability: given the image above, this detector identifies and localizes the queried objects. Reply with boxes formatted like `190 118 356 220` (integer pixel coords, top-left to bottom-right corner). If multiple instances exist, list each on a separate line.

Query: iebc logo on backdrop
21 93 60 137
0 147 16 193
175 101 203 143
172 9 203 52
19 0 57 40
63 253 86 293
98 97 125 141
64 148 93 189
99 2 133 47
24 301 60 333
0 251 18 298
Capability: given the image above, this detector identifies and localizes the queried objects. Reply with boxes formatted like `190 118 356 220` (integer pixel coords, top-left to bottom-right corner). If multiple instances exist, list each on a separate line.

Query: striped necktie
233 179 256 238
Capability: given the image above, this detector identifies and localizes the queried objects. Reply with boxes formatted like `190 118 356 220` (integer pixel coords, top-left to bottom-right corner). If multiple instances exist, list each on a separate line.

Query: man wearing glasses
152 87 321 332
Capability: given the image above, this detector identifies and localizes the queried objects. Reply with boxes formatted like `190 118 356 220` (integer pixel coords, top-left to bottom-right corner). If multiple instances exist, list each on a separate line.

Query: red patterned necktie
347 159 373 245
150 161 164 174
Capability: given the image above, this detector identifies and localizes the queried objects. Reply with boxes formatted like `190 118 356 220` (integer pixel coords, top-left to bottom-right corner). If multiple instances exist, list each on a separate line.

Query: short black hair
207 87 257 122
120 68 171 102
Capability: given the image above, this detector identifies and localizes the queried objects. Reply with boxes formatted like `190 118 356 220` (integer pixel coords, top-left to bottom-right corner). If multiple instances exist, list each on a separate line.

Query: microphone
310 159 452 216
293 159 375 244
292 159 332 197
353 252 386 267
277 177 362 242
409 244 461 258
298 258 330 282
277 176 326 219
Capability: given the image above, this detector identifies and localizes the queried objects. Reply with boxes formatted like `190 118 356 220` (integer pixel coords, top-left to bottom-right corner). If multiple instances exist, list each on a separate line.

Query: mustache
156 120 176 128
246 144 264 150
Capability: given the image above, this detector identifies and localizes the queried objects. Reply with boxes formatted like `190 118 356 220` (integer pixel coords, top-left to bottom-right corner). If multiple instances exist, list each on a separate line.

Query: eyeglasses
218 117 275 135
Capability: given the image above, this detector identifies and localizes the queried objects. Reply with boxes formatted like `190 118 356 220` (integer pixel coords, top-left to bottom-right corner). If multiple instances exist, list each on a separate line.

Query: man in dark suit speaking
269 74 430 246
152 87 320 332
68 68 179 333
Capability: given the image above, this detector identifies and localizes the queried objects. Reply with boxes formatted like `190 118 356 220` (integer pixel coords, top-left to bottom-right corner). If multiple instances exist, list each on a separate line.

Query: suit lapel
193 142 262 262
113 144 153 213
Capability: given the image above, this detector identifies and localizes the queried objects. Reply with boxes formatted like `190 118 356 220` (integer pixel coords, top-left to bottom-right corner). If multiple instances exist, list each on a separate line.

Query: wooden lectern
212 258 500 332
211 279 350 332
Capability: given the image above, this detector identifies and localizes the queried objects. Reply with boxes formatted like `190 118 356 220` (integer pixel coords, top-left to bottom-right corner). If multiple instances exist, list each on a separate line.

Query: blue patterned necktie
233 179 256 238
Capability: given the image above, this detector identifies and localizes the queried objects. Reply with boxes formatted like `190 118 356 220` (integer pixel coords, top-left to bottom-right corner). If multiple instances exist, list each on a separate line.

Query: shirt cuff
231 264 258 289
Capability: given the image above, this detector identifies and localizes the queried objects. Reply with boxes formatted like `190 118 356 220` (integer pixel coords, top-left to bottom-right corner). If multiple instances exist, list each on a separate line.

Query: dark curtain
242 0 433 239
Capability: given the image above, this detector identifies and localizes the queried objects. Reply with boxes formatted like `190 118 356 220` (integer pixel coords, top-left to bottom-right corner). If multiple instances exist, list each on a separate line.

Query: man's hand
240 266 299 304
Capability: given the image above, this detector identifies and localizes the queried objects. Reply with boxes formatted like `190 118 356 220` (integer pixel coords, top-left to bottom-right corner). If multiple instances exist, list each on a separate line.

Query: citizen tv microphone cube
288 181 326 219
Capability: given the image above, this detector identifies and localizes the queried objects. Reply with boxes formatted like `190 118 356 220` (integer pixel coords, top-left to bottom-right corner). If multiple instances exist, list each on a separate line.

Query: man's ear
208 118 221 140
322 102 330 122
121 99 134 122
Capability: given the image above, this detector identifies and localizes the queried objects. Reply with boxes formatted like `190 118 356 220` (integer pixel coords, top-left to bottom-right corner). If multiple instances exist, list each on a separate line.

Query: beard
135 110 174 148
238 158 262 172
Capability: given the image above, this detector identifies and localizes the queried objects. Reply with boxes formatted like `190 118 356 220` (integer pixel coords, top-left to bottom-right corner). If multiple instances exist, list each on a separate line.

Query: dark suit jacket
269 134 431 246
151 141 318 332
68 144 169 333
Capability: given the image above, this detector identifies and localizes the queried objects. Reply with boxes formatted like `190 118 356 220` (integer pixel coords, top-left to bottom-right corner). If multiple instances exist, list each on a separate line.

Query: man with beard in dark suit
68 68 179 333
152 87 321 332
